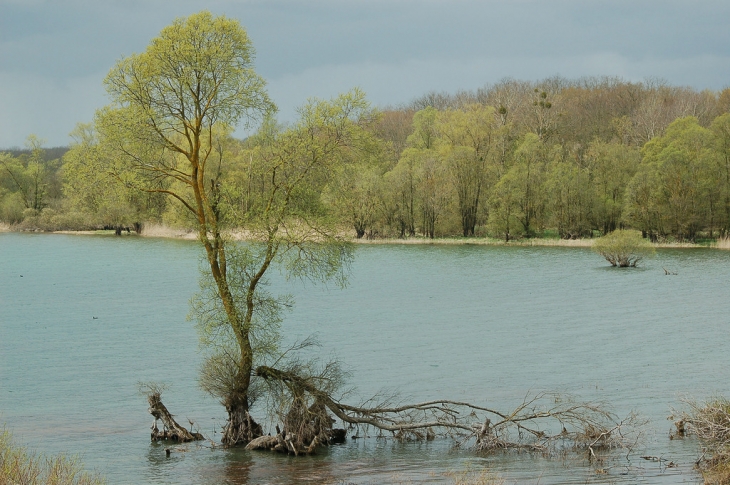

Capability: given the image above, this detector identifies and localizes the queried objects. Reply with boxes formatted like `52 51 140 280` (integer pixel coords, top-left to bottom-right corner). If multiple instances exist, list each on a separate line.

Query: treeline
2 77 730 241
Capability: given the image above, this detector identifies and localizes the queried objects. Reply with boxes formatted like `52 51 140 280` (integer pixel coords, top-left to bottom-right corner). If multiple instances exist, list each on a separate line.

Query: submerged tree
592 229 655 267
101 10 275 445
101 9 379 446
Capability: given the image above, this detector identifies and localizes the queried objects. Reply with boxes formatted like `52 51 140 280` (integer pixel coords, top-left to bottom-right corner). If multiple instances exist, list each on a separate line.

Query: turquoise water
2 233 729 483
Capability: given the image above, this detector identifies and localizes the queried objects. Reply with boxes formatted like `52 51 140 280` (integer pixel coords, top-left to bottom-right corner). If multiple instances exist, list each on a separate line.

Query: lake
1 232 729 484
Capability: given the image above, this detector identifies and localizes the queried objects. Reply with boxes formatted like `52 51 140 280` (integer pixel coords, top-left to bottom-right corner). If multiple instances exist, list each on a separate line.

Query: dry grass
139 223 197 239
355 236 594 247
713 237 730 250
0 222 10 232
0 429 105 484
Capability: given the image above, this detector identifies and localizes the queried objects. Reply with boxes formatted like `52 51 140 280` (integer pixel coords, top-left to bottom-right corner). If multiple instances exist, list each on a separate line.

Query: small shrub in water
592 229 655 267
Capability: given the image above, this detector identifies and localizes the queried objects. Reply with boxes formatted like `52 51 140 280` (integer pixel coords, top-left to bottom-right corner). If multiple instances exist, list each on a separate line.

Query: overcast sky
1 0 729 148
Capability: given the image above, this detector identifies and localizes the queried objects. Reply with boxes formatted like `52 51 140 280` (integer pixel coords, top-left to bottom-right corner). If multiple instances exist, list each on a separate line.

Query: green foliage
104 11 273 141
624 117 718 241
0 136 63 224
0 191 25 224
592 229 655 267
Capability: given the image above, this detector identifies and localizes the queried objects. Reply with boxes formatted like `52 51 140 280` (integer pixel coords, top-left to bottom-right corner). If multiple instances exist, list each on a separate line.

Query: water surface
2 233 728 483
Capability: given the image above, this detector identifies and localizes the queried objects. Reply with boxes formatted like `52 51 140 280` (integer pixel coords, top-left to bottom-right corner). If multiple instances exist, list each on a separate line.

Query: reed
714 236 730 250
0 429 104 485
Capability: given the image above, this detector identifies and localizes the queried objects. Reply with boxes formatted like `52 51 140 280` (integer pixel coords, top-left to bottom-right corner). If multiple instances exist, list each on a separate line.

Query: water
2 233 729 484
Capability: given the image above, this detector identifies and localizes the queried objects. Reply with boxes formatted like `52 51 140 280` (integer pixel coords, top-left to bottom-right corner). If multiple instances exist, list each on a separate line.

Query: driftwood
148 392 204 442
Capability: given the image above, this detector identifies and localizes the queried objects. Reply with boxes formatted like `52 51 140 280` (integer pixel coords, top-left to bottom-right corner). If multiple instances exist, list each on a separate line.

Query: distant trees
63 123 167 233
5 75 730 241
0 136 65 226
624 117 719 241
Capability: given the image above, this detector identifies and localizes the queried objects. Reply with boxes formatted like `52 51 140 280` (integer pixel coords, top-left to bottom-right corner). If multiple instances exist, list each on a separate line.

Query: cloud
0 70 106 147
3 0 730 147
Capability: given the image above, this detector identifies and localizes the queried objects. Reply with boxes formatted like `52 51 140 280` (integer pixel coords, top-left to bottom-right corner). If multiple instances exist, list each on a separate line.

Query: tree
101 10 275 445
487 165 523 241
505 133 548 237
381 108 439 238
711 113 730 236
585 140 640 235
592 229 655 267
0 135 54 216
63 123 167 233
436 104 498 236
544 156 593 239
102 12 375 446
637 117 717 241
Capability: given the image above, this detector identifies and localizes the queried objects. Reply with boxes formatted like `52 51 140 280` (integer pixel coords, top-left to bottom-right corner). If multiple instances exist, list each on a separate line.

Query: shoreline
1 223 722 249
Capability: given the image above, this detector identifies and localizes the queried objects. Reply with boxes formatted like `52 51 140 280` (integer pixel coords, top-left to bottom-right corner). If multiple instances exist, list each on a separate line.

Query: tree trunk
221 398 263 446
148 392 204 442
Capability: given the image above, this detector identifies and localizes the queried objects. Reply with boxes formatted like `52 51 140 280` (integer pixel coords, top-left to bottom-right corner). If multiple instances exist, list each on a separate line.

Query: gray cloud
1 0 729 147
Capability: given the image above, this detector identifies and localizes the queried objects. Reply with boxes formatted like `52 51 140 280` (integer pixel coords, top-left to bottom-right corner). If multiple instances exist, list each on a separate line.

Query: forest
2 76 730 243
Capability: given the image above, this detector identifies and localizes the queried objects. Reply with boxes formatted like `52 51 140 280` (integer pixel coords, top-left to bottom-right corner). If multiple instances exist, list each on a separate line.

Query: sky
1 0 729 148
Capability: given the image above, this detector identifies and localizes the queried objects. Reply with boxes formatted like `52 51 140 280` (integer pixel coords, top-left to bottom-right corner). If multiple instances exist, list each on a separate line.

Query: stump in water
147 392 204 442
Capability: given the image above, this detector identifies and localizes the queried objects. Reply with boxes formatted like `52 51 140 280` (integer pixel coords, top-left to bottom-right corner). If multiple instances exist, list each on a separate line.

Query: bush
0 428 105 484
592 229 655 267
682 396 730 484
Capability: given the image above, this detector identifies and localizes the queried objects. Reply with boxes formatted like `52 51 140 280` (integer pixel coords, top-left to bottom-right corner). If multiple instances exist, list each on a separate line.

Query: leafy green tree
102 11 373 446
0 136 55 217
637 117 717 241
381 108 439 238
414 149 451 238
504 133 548 237
322 119 385 239
711 113 730 235
487 165 523 241
383 151 417 237
325 160 382 239
63 123 167 232
436 104 498 236
100 11 276 445
592 229 654 267
622 160 662 239
585 140 640 234
544 157 593 239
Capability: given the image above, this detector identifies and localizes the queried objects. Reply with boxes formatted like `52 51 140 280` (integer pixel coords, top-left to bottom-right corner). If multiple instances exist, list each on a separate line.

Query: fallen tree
140 383 205 443
246 364 641 457
146 362 641 461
